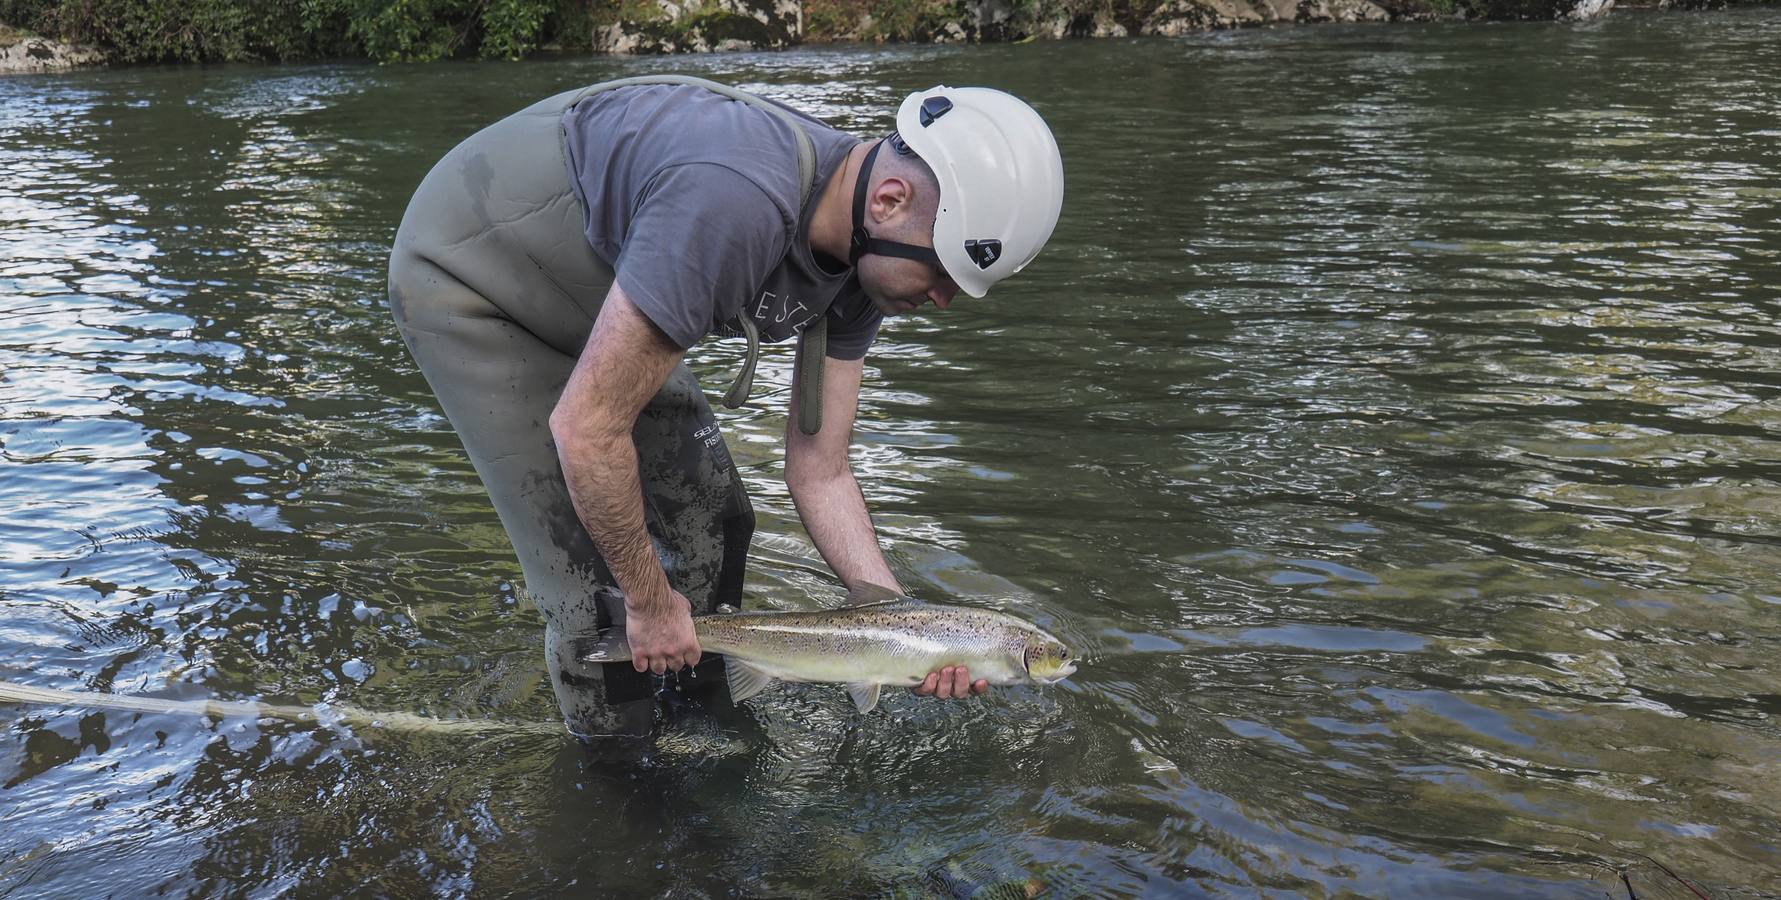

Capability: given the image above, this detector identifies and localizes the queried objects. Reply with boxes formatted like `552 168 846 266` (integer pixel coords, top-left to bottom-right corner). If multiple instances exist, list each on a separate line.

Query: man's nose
928 282 958 309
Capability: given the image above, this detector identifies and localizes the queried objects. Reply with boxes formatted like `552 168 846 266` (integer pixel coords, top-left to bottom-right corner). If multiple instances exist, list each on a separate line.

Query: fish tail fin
576 628 632 664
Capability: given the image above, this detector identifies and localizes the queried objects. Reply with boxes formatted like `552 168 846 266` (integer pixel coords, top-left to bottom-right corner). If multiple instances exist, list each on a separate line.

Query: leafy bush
0 0 565 63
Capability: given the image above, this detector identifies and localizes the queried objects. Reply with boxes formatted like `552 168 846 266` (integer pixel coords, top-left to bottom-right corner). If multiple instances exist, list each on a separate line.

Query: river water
3 10 1779 897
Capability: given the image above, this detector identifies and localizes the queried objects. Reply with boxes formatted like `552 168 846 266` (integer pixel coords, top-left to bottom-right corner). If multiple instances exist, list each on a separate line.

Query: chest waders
386 76 829 741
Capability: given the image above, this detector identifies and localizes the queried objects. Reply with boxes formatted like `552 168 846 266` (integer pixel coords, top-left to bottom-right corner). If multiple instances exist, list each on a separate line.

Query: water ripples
5 12 1781 896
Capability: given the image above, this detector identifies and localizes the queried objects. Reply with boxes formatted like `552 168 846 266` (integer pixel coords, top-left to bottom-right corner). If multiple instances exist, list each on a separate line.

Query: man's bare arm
548 284 700 674
784 348 985 700
785 350 900 592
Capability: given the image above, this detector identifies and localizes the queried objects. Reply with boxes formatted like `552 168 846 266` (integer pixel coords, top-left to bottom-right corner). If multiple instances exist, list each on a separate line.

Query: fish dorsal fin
843 582 914 608
846 682 882 714
725 658 776 706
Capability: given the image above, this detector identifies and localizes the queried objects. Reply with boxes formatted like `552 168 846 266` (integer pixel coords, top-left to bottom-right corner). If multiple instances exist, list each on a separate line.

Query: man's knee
386 246 456 334
557 681 655 742
386 252 420 328
545 617 654 740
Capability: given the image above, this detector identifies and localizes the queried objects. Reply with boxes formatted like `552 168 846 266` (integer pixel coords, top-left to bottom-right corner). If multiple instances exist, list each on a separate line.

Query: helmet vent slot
919 96 953 127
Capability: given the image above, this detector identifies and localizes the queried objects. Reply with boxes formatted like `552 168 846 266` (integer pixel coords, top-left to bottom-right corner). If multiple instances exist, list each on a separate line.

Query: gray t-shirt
561 84 882 360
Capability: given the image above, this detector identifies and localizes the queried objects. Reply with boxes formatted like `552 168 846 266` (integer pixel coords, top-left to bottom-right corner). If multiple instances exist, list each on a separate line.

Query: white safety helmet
893 86 1065 298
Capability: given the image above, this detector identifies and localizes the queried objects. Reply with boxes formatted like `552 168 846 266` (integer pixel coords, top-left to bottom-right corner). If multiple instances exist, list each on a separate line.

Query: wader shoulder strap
565 75 825 430
795 317 827 436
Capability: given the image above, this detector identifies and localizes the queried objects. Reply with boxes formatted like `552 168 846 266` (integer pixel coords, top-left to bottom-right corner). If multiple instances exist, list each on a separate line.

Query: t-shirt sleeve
614 163 790 350
821 284 885 360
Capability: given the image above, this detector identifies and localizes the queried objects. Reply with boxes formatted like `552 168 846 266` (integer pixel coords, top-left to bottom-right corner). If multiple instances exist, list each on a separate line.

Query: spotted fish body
580 594 1078 713
700 605 1036 686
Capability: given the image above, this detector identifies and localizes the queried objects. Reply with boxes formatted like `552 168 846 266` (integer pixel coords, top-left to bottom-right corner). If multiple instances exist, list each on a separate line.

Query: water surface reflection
4 11 1781 896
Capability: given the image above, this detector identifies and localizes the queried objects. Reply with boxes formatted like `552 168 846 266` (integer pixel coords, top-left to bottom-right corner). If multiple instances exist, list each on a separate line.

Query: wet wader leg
386 83 753 739
388 250 656 740
633 366 755 703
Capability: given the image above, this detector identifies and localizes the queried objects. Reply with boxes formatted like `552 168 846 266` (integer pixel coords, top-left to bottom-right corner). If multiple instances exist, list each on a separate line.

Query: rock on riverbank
589 0 1631 54
0 26 103 73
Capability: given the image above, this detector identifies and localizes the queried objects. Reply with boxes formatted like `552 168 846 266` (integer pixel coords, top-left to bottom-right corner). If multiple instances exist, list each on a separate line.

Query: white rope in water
0 680 559 736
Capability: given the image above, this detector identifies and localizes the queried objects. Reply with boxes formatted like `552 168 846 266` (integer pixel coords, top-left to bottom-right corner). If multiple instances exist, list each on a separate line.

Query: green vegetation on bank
0 0 592 62
1 0 1769 64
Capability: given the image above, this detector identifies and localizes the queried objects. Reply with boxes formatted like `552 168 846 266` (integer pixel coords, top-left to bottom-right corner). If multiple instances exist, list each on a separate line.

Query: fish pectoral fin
845 682 882 714
575 628 631 664
842 582 914 608
724 659 776 705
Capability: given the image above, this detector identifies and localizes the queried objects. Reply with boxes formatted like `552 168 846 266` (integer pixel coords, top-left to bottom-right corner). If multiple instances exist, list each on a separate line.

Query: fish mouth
1035 663 1077 684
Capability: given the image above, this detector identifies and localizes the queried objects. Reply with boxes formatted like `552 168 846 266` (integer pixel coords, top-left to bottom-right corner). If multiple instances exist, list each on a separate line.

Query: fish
0 679 558 737
579 584 1078 713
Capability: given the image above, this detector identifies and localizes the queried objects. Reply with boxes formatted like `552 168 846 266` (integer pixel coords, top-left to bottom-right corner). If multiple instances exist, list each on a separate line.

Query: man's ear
869 176 913 225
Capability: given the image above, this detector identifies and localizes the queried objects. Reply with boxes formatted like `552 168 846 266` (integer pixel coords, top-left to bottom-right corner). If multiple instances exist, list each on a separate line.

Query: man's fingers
937 667 959 699
910 669 989 700
631 653 699 676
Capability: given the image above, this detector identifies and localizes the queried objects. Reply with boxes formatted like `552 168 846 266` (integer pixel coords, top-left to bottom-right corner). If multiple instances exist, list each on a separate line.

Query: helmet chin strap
849 138 945 270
